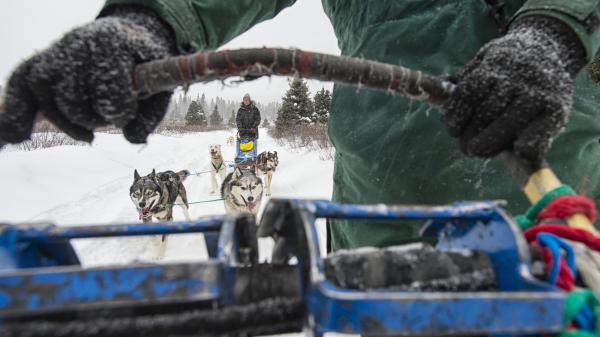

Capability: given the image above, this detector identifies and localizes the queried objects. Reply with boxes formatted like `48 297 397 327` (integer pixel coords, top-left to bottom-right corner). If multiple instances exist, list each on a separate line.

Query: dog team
130 143 279 223
131 93 275 222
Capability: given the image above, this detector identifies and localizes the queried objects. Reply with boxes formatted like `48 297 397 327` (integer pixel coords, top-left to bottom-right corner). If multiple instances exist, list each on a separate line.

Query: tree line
166 92 279 128
170 78 331 130
184 101 224 127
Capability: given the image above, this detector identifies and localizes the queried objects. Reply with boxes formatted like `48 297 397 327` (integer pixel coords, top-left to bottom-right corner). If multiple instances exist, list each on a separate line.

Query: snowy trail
0 129 333 266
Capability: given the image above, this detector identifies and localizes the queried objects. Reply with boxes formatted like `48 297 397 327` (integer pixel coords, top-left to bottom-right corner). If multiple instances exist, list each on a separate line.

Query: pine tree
209 104 223 127
313 88 332 123
262 118 271 128
177 94 192 123
185 101 207 126
200 93 208 114
185 101 200 125
276 78 313 131
228 110 237 128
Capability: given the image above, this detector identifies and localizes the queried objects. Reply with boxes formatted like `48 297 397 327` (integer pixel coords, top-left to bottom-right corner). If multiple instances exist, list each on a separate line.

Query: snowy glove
443 16 586 166
0 7 175 145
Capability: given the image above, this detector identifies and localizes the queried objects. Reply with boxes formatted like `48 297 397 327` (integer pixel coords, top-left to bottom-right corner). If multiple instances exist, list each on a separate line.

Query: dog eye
241 187 247 190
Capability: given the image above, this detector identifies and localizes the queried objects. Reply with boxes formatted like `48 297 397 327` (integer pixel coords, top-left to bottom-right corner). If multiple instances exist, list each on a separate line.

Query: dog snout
139 201 146 208
247 196 254 202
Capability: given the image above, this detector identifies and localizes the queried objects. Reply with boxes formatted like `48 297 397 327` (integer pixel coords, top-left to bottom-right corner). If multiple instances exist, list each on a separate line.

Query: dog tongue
139 208 149 220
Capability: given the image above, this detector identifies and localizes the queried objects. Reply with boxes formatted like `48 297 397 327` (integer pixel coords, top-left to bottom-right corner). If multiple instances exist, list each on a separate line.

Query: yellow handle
523 168 599 235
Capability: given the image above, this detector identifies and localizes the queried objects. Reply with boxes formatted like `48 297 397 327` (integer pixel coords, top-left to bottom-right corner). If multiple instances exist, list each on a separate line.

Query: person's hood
240 100 256 107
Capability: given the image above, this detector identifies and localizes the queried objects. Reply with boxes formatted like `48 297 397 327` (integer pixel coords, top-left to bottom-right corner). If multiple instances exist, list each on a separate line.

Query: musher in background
236 93 261 140
1 1 600 251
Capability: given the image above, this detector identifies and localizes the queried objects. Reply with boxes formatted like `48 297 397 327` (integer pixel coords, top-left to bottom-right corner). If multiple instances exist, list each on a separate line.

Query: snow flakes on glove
443 16 586 167
0 7 175 145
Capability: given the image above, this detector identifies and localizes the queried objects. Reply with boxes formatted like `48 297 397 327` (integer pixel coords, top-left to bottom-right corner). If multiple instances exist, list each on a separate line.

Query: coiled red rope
538 195 597 224
522 195 600 291
524 194 600 253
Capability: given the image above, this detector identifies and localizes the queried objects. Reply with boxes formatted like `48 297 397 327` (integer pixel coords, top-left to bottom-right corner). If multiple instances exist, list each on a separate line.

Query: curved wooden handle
133 48 455 105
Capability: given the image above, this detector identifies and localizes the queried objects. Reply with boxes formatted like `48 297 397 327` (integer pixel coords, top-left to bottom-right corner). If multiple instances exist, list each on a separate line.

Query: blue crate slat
0 216 229 271
0 261 222 317
308 283 564 336
3 217 224 242
289 199 498 220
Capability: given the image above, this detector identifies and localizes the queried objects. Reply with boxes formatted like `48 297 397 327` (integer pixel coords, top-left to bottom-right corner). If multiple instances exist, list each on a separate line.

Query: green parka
102 0 600 251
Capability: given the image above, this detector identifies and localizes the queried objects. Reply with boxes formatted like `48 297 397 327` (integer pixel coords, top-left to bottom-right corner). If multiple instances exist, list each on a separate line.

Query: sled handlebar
133 47 597 236
133 48 456 105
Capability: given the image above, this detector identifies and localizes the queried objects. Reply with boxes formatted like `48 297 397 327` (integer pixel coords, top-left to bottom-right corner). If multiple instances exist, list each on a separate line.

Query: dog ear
134 169 141 182
150 169 156 180
233 167 243 179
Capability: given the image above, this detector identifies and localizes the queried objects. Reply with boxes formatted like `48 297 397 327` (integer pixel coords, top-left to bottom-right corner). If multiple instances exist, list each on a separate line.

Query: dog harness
212 160 224 172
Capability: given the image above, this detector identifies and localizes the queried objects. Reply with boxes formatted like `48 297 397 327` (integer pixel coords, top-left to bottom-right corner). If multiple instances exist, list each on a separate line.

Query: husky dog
227 136 236 146
130 169 191 223
209 144 227 194
221 167 264 215
256 151 279 197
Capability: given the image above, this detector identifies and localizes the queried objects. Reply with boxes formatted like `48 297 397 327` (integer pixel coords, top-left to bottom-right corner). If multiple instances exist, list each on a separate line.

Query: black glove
0 7 175 145
443 16 586 166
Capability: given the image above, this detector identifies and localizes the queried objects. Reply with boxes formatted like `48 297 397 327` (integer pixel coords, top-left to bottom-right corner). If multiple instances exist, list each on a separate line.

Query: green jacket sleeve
100 0 296 54
511 0 600 62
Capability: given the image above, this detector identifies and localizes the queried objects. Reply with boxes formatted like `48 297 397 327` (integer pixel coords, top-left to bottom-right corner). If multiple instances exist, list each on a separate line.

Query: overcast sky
0 0 340 103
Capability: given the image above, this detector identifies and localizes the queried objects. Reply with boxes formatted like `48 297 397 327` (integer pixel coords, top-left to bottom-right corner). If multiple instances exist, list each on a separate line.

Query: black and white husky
130 169 191 223
221 167 264 215
256 151 279 197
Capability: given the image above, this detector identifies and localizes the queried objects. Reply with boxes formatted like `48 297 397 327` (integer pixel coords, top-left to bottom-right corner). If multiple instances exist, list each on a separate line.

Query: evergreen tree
185 101 200 125
209 104 224 127
185 101 207 126
228 109 237 128
276 78 313 131
313 88 332 123
262 118 271 128
200 93 208 114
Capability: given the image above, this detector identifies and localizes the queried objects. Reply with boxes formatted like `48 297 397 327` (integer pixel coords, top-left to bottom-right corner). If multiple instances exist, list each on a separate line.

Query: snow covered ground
0 128 333 266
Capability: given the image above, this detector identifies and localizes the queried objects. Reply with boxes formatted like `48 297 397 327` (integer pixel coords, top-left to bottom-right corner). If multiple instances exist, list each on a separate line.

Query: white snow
0 128 333 266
